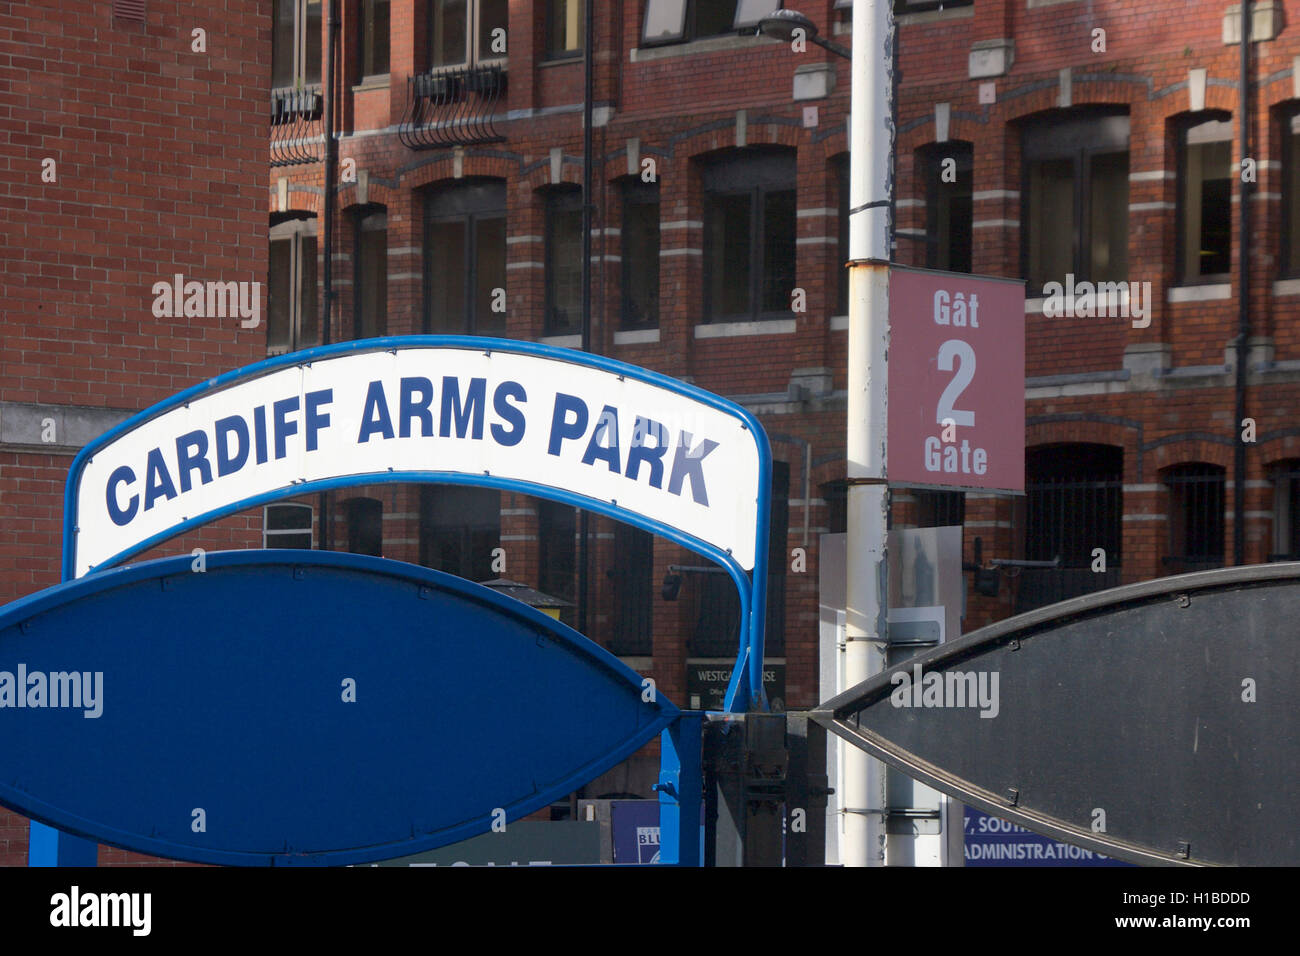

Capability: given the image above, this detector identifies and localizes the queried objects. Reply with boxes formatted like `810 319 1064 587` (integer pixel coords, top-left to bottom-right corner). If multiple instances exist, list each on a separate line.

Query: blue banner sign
963 807 1130 867
0 550 677 866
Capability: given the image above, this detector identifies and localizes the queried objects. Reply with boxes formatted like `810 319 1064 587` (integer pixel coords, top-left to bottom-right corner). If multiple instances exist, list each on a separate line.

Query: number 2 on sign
936 340 975 427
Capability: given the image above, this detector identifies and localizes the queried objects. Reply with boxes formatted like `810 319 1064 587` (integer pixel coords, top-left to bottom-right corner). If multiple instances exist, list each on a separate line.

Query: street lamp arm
812 35 852 60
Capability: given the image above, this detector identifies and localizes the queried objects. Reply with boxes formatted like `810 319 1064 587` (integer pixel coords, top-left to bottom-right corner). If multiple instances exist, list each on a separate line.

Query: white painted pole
841 0 893 868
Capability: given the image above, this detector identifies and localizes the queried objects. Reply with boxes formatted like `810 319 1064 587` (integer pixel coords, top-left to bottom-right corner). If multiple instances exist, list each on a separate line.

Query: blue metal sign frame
61 337 772 711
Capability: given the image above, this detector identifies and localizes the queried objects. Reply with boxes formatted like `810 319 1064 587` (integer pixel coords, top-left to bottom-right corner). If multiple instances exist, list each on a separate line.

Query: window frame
621 179 661 330
701 149 798 323
359 0 391 79
268 214 320 355
264 503 314 549
640 0 778 48
919 142 974 274
352 205 388 341
543 186 583 336
272 0 322 91
1162 462 1226 571
427 0 508 71
423 179 507 335
545 0 584 61
1020 109 1130 292
1176 112 1234 286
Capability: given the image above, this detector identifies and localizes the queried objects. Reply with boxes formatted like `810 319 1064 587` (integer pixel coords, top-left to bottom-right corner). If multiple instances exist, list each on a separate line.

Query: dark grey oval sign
815 564 1300 866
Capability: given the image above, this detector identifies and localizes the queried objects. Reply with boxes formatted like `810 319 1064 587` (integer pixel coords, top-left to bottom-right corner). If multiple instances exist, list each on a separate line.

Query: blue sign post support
656 714 703 867
29 822 96 867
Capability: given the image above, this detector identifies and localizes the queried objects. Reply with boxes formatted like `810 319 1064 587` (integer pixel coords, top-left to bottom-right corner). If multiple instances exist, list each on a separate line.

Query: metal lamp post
760 2 894 868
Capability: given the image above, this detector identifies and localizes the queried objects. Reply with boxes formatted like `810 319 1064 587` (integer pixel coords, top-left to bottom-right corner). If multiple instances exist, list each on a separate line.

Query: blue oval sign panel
0 551 677 866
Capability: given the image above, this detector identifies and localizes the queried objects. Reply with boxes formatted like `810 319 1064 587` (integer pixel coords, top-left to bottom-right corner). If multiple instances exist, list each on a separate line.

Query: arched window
268 213 318 354
353 205 387 340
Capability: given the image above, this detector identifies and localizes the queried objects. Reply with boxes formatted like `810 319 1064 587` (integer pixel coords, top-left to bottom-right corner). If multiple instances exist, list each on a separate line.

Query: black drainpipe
1234 0 1251 566
319 0 340 552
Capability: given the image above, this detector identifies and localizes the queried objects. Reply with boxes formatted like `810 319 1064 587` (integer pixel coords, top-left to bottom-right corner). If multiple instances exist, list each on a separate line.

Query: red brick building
3 0 1298 864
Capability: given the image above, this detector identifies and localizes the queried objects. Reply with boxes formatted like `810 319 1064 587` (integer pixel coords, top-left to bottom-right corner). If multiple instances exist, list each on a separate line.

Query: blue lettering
304 388 332 451
175 429 212 494
143 447 178 511
214 415 249 476
491 381 527 447
581 405 621 473
548 393 589 457
440 377 486 440
358 381 395 443
253 404 269 464
399 377 435 438
625 416 668 488
272 397 299 460
667 431 719 506
106 466 138 526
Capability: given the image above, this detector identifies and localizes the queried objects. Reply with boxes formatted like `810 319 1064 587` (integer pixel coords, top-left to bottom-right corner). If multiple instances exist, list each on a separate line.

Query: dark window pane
622 191 660 327
836 157 849 313
1288 116 1300 276
707 192 753 318
538 501 576 604
304 0 322 83
268 237 292 350
1181 121 1233 280
356 211 387 339
362 0 390 76
420 485 500 581
546 0 581 57
428 219 467 333
299 235 319 346
1165 464 1225 569
609 523 653 656
346 498 383 557
546 194 583 334
695 0 739 37
431 0 468 67
480 0 509 60
474 214 506 335
1026 158 1075 290
272 0 296 88
1088 151 1128 282
760 188 796 313
267 503 313 531
924 146 973 273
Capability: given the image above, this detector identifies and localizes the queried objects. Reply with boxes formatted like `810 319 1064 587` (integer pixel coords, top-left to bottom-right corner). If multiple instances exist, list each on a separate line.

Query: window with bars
915 489 965 528
1016 444 1123 612
1163 463 1225 572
